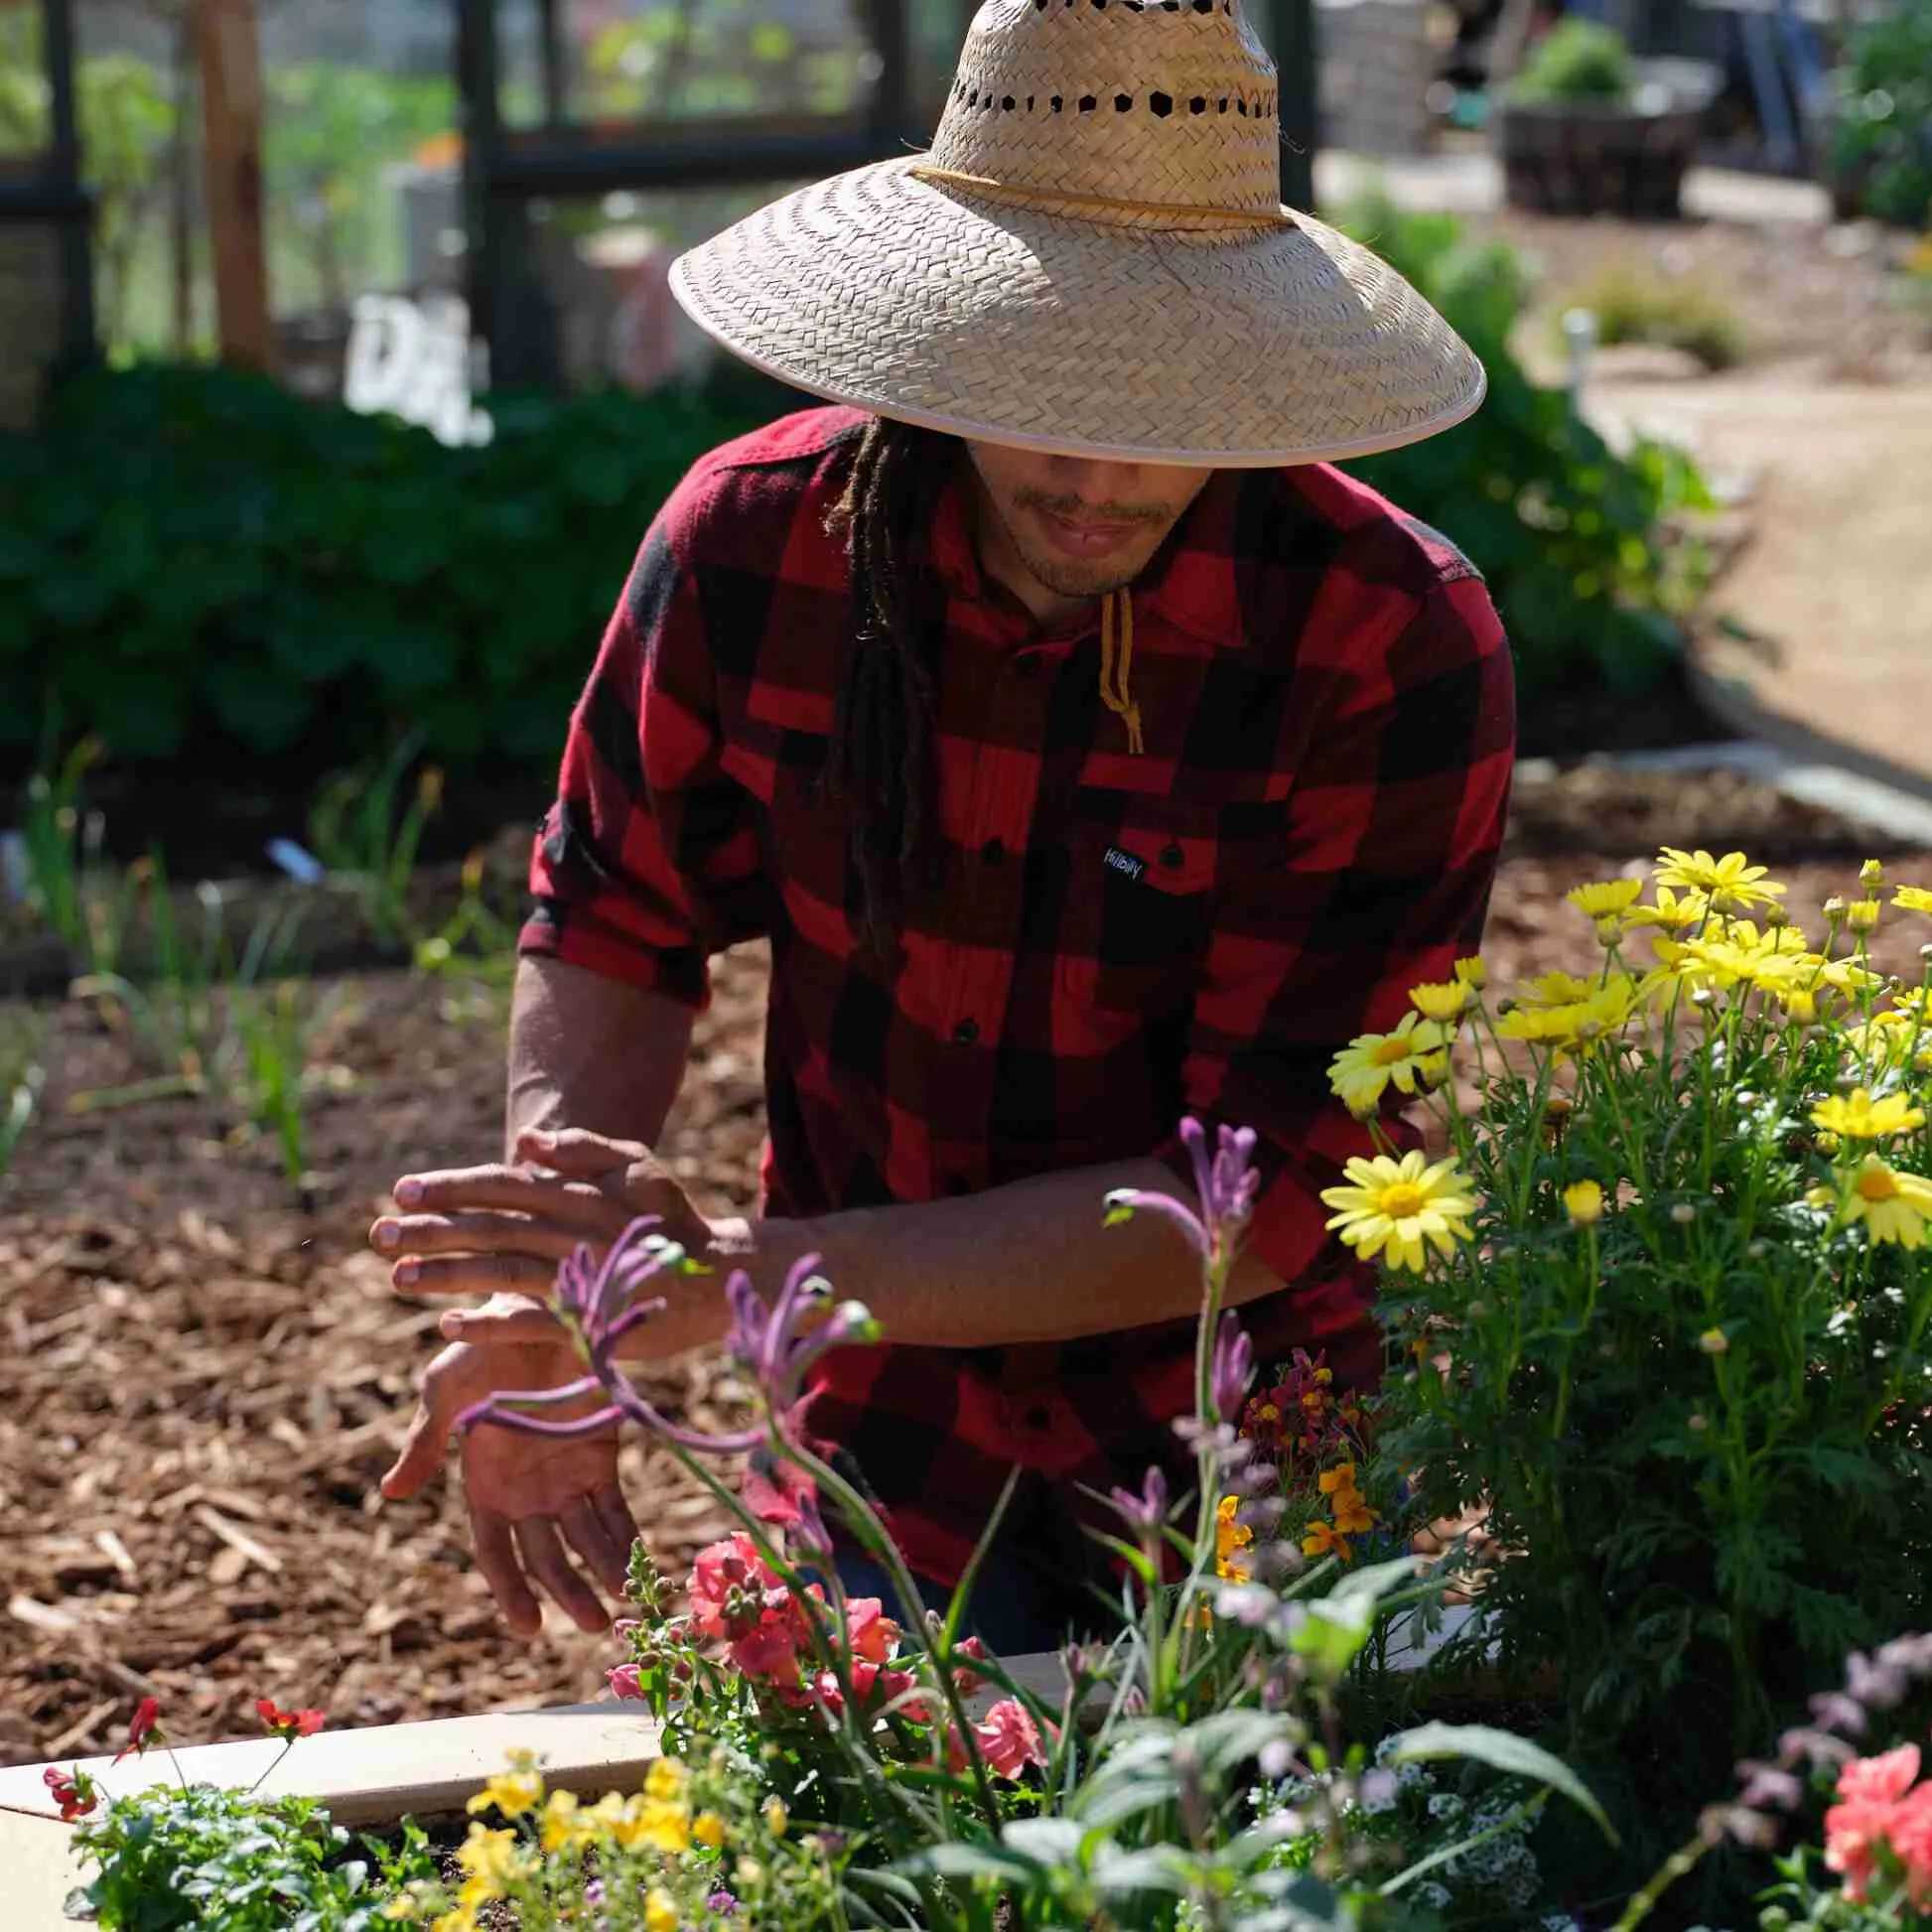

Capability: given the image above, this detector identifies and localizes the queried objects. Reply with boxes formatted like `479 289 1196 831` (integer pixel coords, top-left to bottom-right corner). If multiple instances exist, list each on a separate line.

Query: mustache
1013 488 1168 525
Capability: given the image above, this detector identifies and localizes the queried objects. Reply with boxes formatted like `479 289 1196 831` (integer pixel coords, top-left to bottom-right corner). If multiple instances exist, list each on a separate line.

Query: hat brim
670 157 1486 470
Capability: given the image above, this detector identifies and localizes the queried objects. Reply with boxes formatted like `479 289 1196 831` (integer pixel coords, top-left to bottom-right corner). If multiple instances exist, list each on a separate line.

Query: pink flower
1890 1783 1932 1903
255 1698 325 1739
1827 1746 1923 1900
114 1696 162 1764
730 1614 801 1683
43 1766 96 1822
688 1533 785 1639
844 1597 900 1666
607 1663 642 1700
974 1698 1047 1780
952 1635 991 1698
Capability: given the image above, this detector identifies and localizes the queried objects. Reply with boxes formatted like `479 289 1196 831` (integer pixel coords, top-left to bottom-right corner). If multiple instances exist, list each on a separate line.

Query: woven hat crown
930 0 1284 224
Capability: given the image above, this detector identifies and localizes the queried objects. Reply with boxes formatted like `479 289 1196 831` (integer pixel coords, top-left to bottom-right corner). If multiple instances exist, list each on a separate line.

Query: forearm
505 954 696 1160
752 1159 1286 1350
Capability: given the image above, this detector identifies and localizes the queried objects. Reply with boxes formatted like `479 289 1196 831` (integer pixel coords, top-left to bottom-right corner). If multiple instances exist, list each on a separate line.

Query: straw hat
669 0 1485 469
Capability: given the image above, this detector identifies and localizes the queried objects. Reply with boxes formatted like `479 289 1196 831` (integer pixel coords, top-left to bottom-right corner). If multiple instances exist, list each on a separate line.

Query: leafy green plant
1332 855 1932 1912
1567 261 1750 371
0 363 767 781
306 738 441 955
1508 19 1639 108
69 1783 436 1932
0 1010 43 1178
1825 0 1932 229
1337 191 1716 696
15 736 147 980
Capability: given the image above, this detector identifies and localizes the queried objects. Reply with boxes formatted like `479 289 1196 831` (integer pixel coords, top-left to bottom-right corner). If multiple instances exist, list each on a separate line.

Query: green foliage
0 363 767 782
1336 192 1715 696
69 1782 437 1932
1569 261 1750 371
1826 0 1932 229
0 1010 43 1179
1360 858 1932 1907
1508 19 1640 108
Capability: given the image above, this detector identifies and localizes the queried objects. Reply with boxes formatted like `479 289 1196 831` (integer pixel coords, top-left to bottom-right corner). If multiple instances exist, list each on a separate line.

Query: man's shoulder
1235 463 1500 674
662 404 867 549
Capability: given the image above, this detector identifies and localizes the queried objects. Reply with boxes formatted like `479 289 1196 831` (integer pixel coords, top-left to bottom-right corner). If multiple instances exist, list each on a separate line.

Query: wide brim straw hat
669 0 1485 470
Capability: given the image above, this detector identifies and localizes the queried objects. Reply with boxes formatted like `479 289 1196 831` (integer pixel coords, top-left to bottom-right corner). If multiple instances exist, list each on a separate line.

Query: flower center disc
1858 1168 1901 1202
1372 1037 1416 1066
1379 1182 1426 1217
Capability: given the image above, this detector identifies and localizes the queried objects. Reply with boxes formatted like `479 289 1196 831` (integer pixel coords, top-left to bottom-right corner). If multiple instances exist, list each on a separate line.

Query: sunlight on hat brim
671 157 1487 470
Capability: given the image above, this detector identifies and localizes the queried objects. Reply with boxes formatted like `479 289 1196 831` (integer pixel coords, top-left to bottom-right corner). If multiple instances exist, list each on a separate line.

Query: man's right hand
379 1303 640 1636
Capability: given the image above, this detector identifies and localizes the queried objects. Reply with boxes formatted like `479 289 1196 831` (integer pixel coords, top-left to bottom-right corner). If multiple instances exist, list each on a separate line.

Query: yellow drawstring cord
1098 589 1145 757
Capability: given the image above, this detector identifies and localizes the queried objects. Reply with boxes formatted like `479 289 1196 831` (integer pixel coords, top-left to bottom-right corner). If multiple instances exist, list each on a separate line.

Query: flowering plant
1331 852 1932 1900
425 1118 1610 1930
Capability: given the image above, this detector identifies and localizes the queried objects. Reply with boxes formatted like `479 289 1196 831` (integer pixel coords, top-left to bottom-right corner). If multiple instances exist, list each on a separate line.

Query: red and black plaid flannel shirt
521 405 1514 1590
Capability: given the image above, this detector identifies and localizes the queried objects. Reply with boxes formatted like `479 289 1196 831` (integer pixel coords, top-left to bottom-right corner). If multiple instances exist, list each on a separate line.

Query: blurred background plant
1505 17 1639 109
1823 0 1932 229
1561 260 1751 372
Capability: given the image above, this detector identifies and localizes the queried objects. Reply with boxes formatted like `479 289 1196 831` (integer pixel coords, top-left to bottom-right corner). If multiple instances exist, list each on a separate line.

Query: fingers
474 1509 544 1638
591 1482 642 1581
372 1209 586 1264
513 1515 611 1633
390 1163 615 1218
379 1343 465 1500
436 1301 567 1346
560 1492 632 1598
392 1250 561 1301
517 1127 649 1173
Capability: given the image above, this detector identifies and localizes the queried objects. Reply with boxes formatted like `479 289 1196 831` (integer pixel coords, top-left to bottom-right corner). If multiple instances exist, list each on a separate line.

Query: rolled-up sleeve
519 483 768 1010
1160 572 1515 1285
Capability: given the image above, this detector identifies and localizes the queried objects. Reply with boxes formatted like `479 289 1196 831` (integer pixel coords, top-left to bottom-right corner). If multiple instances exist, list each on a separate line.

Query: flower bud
1861 859 1885 888
1671 1202 1697 1225
1464 1300 1488 1320
1595 917 1622 949
1699 1327 1729 1355
1816 1130 1841 1156
1689 1412 1709 1433
1563 1178 1604 1227
1848 899 1881 931
1823 897 1847 919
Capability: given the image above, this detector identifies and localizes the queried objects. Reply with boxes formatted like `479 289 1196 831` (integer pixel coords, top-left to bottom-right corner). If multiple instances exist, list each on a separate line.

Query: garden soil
3 773 1929 1769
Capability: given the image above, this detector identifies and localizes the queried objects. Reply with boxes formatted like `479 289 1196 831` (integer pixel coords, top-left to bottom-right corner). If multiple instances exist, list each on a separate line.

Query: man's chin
1013 545 1149 602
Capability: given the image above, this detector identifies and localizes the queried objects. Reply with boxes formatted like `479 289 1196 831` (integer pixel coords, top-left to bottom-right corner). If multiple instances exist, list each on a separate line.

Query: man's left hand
371 1127 716 1303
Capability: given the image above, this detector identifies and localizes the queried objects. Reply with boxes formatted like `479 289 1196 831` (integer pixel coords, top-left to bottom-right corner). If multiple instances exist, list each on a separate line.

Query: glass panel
70 0 189 356
499 0 880 133
489 181 812 393
0 4 54 160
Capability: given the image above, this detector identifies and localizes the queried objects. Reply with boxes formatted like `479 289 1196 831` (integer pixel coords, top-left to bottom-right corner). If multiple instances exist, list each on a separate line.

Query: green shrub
1567 260 1750 371
1507 18 1639 108
1337 191 1715 696
1826 0 1932 228
0 364 768 781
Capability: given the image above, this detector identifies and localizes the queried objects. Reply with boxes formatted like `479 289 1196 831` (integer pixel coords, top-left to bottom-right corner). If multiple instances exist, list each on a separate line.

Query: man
373 0 1515 1652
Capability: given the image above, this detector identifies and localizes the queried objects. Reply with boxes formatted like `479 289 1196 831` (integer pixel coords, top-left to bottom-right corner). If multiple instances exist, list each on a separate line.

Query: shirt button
1161 842 1184 870
980 837 1006 865
952 1018 980 1044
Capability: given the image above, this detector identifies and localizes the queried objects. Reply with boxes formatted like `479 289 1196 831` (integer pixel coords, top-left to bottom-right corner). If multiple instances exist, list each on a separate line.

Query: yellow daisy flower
1563 1178 1605 1226
1566 879 1644 919
1410 980 1472 1023
1811 1089 1927 1141
1326 1011 1451 1117
1453 956 1488 990
1319 1150 1479 1274
1842 1155 1932 1248
1625 884 1706 934
1513 969 1599 1010
1842 1010 1915 1065
1653 848 1786 911
1892 885 1932 916
1496 975 1646 1052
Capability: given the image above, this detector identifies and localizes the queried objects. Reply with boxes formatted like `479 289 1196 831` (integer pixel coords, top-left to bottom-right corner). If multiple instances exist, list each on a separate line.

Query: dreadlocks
825 415 956 950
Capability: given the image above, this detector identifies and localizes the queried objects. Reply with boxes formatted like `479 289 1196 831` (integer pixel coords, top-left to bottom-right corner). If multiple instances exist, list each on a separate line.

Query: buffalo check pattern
521 406 1515 1594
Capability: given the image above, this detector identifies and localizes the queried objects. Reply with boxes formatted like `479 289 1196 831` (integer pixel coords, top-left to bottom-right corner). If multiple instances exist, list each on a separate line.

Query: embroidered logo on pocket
1102 844 1148 884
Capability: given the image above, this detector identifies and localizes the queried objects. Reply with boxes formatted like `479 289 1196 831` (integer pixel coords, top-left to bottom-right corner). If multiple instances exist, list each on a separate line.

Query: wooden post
1267 0 1317 212
193 0 270 369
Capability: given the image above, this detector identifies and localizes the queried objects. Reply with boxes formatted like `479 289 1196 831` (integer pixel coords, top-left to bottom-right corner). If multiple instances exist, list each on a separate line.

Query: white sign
344 292 495 449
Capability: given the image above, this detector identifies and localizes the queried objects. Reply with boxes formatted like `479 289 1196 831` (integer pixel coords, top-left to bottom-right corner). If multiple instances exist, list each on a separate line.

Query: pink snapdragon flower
1825 1743 1923 1900
974 1698 1048 1780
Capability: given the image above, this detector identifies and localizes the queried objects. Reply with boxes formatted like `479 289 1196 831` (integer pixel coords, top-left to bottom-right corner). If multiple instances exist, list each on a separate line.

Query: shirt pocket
1054 797 1220 1019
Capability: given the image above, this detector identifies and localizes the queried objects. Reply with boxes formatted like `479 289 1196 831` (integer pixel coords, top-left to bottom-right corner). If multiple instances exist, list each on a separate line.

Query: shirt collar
927 463 1248 649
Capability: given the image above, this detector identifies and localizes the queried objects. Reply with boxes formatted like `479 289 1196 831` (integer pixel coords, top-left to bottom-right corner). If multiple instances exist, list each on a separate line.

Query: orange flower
1302 1520 1354 1563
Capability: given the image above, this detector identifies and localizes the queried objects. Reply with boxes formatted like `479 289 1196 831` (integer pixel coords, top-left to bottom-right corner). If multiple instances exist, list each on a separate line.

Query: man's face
964 441 1214 608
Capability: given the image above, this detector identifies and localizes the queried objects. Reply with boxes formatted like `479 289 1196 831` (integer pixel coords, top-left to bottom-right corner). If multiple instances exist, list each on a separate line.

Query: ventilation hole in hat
1114 92 1133 110
1026 94 1035 109
1192 0 1214 9
1150 91 1173 116
1237 97 1248 114
1050 93 1063 110
966 88 978 105
1078 93 1097 110
1188 94 1206 112
1217 97 1228 111
1002 94 1016 109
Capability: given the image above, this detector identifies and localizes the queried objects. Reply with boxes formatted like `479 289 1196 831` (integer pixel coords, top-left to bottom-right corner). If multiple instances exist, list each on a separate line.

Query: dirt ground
2 767 1927 1768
